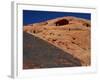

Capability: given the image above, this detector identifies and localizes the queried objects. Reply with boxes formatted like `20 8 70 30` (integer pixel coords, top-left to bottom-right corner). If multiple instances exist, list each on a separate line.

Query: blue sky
23 10 91 25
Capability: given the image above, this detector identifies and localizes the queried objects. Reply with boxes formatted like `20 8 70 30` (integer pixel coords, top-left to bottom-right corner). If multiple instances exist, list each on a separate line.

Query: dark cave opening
55 19 69 26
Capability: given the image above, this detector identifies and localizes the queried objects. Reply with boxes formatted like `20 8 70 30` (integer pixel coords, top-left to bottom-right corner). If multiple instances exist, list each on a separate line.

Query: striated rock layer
23 16 91 69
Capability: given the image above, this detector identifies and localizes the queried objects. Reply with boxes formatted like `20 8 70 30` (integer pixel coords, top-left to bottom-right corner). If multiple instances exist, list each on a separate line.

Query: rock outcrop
23 16 91 69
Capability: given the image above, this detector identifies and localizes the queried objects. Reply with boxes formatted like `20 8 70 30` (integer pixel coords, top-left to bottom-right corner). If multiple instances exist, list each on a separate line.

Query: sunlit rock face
23 16 91 69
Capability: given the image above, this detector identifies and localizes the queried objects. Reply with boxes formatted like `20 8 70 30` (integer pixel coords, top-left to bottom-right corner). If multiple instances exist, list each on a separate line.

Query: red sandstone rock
24 16 91 66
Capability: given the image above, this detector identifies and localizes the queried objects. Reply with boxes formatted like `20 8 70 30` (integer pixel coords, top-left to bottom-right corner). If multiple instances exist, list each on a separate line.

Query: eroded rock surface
23 16 91 69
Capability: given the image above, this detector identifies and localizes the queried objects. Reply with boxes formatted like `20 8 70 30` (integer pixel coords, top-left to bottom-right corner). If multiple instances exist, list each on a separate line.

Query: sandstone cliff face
23 16 91 69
